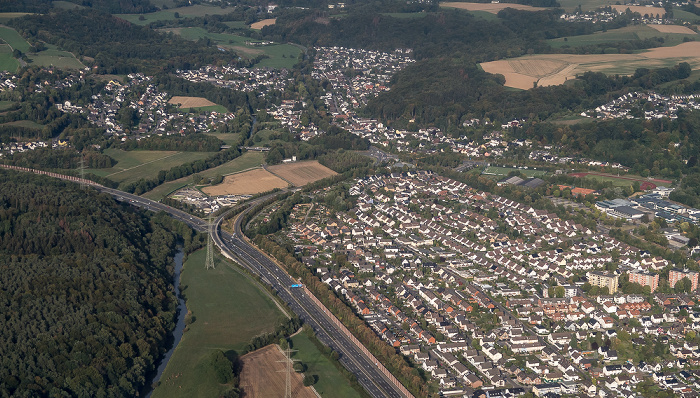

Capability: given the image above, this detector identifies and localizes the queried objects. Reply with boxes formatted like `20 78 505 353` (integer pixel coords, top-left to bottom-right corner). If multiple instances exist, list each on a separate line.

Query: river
145 247 187 397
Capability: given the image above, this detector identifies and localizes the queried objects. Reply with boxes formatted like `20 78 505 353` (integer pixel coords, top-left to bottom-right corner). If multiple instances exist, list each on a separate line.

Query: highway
3 166 413 398
213 200 412 398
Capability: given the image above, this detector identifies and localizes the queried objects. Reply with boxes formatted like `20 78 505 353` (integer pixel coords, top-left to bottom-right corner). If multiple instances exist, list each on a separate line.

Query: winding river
145 248 187 397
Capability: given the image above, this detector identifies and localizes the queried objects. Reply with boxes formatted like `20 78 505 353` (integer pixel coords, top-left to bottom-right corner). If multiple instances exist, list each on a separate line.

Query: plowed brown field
239 345 316 398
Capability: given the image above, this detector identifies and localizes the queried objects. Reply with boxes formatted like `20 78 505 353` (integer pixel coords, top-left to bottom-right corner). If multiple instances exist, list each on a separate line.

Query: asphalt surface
96 187 410 398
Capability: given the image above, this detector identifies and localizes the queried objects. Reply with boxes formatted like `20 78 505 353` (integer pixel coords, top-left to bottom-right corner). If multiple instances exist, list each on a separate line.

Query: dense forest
120 133 223 152
0 0 156 13
0 170 202 396
8 10 240 74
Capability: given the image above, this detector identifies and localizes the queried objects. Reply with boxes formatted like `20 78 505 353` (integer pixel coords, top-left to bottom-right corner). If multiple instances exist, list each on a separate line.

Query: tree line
0 169 196 397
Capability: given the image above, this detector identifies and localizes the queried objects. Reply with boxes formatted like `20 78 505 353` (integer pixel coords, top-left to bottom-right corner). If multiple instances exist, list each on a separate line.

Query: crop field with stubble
481 41 700 89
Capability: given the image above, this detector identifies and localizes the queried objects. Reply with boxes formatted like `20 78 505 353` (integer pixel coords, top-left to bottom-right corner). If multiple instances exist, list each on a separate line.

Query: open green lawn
483 165 548 177
28 50 85 69
0 100 15 111
87 148 216 184
548 24 698 49
52 1 86 9
140 151 263 200
163 27 300 68
672 9 700 23
579 173 672 187
117 5 237 25
0 13 30 23
204 132 240 146
183 104 230 113
0 26 31 52
465 10 500 21
151 249 286 398
0 45 18 72
1 120 43 129
290 331 362 398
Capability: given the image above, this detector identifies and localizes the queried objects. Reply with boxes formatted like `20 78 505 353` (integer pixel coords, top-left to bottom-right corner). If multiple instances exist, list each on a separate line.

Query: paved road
213 201 411 398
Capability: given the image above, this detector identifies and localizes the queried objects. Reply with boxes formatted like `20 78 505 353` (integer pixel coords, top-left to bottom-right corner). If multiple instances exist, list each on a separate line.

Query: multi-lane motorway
2 165 412 398
97 187 411 398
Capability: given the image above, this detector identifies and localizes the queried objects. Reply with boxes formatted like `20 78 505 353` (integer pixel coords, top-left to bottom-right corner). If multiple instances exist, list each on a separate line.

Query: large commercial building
669 269 699 291
587 271 619 294
628 271 659 293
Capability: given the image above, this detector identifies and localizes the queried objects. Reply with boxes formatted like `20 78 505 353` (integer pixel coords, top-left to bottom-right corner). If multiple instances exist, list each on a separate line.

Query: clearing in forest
202 168 288 195
168 96 217 108
239 345 316 398
250 18 276 29
266 161 338 186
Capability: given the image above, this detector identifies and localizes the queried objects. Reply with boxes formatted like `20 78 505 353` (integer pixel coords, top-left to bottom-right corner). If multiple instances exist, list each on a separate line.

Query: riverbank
150 248 286 398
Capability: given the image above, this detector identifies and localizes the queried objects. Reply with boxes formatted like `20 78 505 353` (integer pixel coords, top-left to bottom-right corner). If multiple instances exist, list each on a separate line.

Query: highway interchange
95 186 411 398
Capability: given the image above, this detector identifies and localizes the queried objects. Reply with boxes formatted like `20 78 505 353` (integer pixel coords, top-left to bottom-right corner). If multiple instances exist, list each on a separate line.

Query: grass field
183 104 230 113
204 132 241 146
52 0 85 9
290 331 363 398
382 12 428 18
0 26 31 53
570 171 672 188
1 120 43 129
548 24 698 49
140 151 263 200
0 44 18 72
223 21 248 29
27 49 85 69
151 249 286 398
87 148 217 184
0 100 14 111
483 165 548 178
163 27 300 68
0 13 30 23
117 5 237 25
441 2 551 13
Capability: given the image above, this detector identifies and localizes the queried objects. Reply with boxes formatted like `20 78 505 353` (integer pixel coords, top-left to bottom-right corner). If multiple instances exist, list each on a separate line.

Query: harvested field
239 345 316 398
266 160 338 186
647 24 697 34
611 4 665 16
250 18 276 29
481 41 700 89
168 96 217 108
441 1 550 13
202 168 288 196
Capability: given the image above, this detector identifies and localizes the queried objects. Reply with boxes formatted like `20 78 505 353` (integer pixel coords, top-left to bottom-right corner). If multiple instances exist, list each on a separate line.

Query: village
251 170 700 397
583 92 700 121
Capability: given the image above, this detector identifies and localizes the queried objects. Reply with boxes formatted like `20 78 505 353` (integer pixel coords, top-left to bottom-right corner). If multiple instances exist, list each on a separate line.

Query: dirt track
239 345 316 398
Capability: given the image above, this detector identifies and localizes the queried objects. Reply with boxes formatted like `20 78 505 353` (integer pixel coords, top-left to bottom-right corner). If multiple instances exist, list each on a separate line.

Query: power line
277 347 299 398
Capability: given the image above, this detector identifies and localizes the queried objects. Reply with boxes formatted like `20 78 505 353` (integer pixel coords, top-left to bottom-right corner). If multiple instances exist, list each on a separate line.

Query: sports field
482 166 548 178
290 331 363 398
548 24 698 49
202 168 289 196
87 148 216 184
267 161 338 186
481 41 700 89
151 249 286 398
569 171 672 188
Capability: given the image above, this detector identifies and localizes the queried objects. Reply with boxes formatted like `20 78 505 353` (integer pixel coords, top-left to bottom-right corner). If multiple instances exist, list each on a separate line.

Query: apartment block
587 271 619 294
669 269 699 291
628 271 659 293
